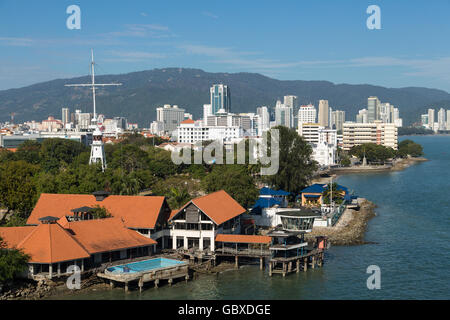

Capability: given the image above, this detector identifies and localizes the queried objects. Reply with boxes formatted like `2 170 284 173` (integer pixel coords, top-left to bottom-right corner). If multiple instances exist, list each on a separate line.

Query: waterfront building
318 100 329 128
438 108 446 131
250 187 290 228
421 114 429 127
312 141 336 167
298 104 317 126
169 190 245 252
210 84 231 114
342 121 398 151
177 119 243 144
447 110 450 130
0 215 157 280
428 108 435 130
156 104 185 135
300 183 348 207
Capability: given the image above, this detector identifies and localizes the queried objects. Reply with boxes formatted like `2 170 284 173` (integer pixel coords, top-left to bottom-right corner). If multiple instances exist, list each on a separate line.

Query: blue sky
1 0 450 92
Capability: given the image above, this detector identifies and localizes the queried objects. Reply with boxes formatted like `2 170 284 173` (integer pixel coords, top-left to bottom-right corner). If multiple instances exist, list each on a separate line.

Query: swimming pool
106 258 187 274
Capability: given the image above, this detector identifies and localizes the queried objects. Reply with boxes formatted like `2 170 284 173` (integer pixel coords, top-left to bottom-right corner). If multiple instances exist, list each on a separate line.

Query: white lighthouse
65 50 121 172
89 127 107 171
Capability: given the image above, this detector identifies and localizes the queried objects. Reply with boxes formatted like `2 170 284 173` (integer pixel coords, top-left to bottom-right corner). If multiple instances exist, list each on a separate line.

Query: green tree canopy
264 126 317 196
0 161 40 221
0 236 30 284
201 165 259 209
349 143 396 164
398 139 424 158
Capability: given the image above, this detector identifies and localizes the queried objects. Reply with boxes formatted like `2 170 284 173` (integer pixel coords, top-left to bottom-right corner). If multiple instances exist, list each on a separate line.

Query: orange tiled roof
0 226 35 248
215 234 272 244
27 194 167 229
15 223 90 264
63 218 156 254
170 190 246 225
180 119 195 124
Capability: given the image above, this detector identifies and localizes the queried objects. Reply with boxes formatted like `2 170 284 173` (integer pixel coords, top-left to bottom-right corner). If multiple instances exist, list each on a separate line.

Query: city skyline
1 1 450 92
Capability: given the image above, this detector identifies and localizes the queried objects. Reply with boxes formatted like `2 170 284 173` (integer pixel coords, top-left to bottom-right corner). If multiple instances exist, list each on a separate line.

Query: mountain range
1 68 450 127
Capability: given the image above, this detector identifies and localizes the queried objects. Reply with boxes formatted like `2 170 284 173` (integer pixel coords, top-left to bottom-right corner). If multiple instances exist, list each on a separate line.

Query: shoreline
305 199 377 246
329 157 428 175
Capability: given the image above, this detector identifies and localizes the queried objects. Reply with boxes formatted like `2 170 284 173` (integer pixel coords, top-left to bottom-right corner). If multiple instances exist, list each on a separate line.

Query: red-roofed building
169 190 246 252
27 192 172 249
0 217 156 279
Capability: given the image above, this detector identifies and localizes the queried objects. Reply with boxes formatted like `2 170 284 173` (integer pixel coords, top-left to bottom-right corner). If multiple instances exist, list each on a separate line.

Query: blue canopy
301 183 348 194
251 197 282 214
259 187 290 196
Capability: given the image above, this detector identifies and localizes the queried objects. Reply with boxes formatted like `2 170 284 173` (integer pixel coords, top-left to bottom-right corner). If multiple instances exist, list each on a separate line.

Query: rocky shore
305 198 377 246
331 157 428 175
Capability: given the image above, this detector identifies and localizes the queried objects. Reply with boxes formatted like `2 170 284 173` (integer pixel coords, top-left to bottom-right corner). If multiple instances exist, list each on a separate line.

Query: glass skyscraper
210 84 231 114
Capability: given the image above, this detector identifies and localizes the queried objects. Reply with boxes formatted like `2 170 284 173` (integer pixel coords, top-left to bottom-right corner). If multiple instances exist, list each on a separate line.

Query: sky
1 0 450 92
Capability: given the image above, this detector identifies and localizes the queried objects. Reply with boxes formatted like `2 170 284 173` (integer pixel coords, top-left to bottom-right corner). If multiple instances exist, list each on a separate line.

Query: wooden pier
268 249 325 277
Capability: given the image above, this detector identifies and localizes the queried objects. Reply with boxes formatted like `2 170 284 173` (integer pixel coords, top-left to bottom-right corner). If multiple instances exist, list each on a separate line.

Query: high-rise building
331 110 346 132
318 100 329 127
368 96 380 123
342 121 398 151
275 100 294 128
428 108 435 130
256 106 270 133
356 109 368 123
210 84 231 114
447 110 450 130
156 104 186 134
297 104 317 125
421 114 429 127
438 108 446 131
62 108 70 125
203 104 212 123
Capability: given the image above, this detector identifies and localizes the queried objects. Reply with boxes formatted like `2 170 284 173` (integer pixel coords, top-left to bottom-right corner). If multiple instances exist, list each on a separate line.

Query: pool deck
97 259 189 292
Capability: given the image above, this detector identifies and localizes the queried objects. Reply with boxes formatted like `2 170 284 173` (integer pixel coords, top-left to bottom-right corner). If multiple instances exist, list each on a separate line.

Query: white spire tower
65 49 122 172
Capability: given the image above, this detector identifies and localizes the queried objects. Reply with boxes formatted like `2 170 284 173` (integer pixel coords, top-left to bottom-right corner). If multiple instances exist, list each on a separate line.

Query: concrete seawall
305 199 377 246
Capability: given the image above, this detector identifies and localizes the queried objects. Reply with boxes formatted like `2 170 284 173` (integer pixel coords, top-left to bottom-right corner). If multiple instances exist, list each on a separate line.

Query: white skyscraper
438 108 446 131
331 110 346 132
256 106 270 133
428 108 435 130
447 110 450 130
156 104 186 134
203 104 212 123
298 104 317 125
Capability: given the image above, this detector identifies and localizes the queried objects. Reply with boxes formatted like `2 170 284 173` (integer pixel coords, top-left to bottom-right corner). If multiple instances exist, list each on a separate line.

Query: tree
201 165 259 209
264 126 318 196
109 144 149 173
349 143 396 164
15 140 42 164
0 236 30 284
40 139 87 172
91 206 112 219
322 183 345 205
398 140 424 158
0 161 39 222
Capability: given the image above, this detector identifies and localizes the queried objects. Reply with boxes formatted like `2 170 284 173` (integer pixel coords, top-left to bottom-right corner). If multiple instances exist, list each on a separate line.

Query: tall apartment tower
256 106 270 132
438 108 446 131
368 96 380 123
318 100 329 128
298 104 317 125
275 100 294 128
447 110 450 130
62 107 70 125
428 108 435 130
331 110 346 132
210 84 231 114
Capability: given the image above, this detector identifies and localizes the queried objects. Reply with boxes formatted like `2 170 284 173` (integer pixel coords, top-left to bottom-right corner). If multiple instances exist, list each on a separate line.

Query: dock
269 248 325 276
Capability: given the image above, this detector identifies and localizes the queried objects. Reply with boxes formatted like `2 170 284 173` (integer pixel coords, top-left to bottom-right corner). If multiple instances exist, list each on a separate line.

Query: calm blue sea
60 135 450 300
